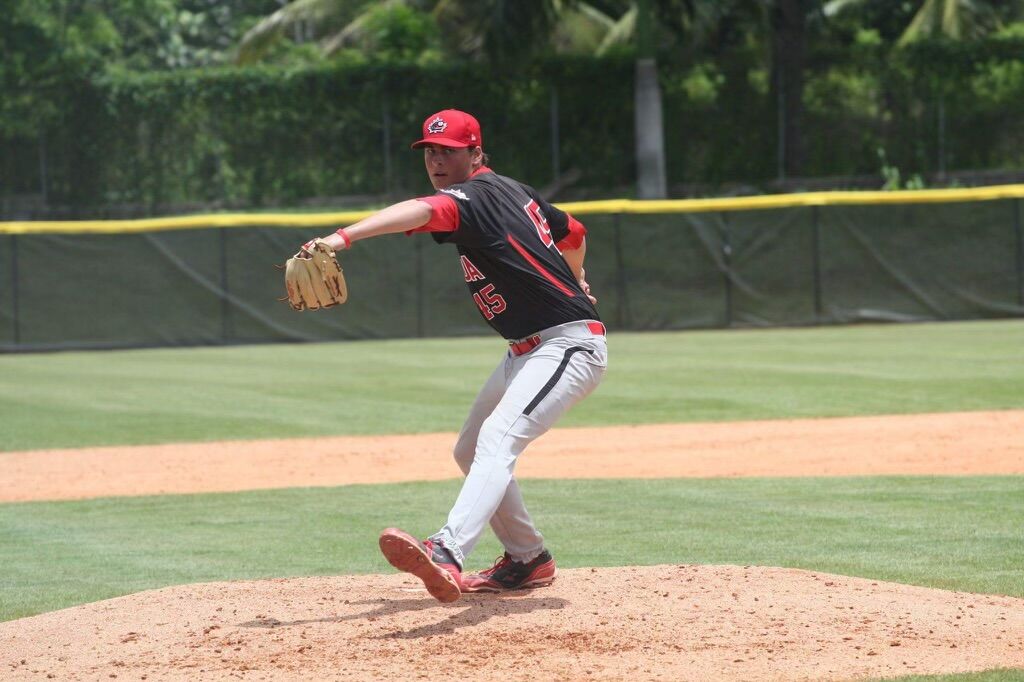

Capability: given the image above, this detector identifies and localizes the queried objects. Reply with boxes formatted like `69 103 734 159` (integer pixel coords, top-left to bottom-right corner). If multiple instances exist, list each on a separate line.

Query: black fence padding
822 202 1021 323
1 200 1022 352
722 207 820 327
0 235 15 345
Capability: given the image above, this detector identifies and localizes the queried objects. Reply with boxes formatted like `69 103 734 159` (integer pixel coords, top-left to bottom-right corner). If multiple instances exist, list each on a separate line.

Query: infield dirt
2 410 1022 503
2 410 1023 680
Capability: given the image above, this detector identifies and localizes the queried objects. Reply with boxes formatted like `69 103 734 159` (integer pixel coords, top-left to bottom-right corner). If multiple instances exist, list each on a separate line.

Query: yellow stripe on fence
560 183 1024 215
0 211 376 235
3 184 1024 234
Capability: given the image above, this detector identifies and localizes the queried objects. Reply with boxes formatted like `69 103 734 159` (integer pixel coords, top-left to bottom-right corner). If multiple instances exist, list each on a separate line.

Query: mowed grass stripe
1 319 1023 452
889 672 1024 682
1 475 1021 622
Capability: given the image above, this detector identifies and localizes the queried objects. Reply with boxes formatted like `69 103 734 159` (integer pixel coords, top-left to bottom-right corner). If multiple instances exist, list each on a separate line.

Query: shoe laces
480 553 514 577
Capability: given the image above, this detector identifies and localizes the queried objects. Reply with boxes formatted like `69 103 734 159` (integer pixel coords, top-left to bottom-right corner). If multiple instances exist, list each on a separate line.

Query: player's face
423 144 476 190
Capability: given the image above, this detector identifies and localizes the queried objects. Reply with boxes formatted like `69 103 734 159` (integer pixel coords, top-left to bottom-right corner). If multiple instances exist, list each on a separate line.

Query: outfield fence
2 186 1023 352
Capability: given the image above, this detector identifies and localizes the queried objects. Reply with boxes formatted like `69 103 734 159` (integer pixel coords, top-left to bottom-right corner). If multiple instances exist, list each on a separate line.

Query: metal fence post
39 132 48 204
812 205 823 323
219 227 231 342
382 100 393 197
936 93 947 180
721 212 733 327
613 213 629 329
1015 198 1023 310
415 237 424 337
10 234 19 347
550 87 560 187
776 71 786 182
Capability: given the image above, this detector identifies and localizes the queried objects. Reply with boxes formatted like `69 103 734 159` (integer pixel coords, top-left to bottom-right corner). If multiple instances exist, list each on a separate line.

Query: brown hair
468 145 489 170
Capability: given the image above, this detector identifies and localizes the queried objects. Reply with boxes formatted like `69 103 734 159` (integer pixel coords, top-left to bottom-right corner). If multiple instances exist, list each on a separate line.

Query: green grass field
1 319 1022 451
899 673 1024 682
2 476 1022 621
1 320 1023 681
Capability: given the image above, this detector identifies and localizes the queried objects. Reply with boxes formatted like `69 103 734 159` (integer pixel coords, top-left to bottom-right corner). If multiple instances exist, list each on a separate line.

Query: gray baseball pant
431 320 608 567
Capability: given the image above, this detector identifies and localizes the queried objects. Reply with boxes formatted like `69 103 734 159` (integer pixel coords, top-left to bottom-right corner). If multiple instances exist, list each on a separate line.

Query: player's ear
470 145 484 165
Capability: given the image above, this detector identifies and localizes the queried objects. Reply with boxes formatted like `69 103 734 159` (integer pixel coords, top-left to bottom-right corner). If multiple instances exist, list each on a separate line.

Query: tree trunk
635 58 668 199
771 0 807 179
634 0 666 198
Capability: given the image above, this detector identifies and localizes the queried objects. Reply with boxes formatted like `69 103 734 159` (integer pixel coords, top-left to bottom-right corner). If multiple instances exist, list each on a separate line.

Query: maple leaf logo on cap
427 116 448 134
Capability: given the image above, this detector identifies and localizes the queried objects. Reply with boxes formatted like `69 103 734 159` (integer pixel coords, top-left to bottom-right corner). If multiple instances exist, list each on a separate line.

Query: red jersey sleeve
555 213 586 251
407 194 460 234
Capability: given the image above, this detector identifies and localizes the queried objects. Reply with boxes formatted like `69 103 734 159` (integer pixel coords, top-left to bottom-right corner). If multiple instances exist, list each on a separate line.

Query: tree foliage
2 0 279 135
5 0 1024 209
1 1 117 135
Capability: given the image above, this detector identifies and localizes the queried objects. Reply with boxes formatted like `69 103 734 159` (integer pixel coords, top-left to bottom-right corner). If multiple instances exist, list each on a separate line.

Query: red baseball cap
410 109 483 149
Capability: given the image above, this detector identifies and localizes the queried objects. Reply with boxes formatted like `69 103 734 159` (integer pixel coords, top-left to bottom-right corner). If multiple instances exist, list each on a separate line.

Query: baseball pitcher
285 109 607 602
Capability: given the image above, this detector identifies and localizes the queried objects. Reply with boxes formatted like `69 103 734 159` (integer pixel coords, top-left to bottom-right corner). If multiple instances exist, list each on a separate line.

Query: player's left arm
523 185 596 304
560 235 586 280
560 236 596 305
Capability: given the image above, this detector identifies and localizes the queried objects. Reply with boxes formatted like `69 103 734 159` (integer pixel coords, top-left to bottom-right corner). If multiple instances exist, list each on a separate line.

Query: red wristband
335 228 352 249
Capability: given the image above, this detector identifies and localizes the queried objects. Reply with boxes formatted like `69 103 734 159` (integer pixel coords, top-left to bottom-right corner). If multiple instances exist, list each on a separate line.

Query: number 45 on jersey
461 255 507 320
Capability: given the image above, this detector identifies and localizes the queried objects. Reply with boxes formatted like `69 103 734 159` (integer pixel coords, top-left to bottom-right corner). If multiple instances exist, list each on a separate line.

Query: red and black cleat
378 528 463 603
461 550 556 593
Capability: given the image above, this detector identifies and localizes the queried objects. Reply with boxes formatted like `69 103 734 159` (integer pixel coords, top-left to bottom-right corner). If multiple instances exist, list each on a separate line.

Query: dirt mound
3 565 1022 681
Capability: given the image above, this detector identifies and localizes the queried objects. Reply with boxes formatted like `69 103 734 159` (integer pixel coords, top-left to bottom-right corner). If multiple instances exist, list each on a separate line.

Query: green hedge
4 39 1024 213
23 58 636 209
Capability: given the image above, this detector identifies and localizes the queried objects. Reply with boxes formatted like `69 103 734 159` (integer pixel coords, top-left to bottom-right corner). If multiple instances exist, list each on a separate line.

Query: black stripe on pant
522 346 593 416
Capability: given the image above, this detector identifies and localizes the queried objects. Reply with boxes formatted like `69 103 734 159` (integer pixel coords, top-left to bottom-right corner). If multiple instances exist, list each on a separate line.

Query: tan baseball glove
283 239 348 311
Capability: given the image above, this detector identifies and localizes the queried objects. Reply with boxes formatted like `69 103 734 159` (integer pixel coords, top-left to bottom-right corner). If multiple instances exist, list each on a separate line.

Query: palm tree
236 0 567 63
823 0 1014 43
550 2 637 56
234 0 653 64
824 0 1023 176
432 0 567 63
234 0 361 63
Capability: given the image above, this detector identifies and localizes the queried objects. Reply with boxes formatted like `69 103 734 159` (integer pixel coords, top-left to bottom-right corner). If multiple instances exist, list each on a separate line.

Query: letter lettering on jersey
461 255 486 282
523 200 554 248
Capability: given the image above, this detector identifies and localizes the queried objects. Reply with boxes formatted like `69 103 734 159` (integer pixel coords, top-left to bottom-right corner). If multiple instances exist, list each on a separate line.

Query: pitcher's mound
3 565 1023 681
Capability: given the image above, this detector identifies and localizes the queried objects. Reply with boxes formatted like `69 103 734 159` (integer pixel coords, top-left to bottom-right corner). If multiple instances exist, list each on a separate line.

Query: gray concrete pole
635 57 667 199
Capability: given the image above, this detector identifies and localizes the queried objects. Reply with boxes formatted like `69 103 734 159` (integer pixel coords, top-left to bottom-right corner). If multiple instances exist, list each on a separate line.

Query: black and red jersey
410 167 600 340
